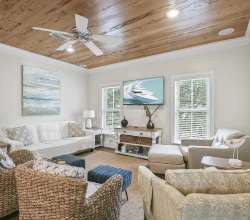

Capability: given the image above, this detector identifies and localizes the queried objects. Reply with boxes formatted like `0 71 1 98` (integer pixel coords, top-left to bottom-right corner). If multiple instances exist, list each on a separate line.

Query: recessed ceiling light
218 28 235 36
66 46 75 52
166 9 180 18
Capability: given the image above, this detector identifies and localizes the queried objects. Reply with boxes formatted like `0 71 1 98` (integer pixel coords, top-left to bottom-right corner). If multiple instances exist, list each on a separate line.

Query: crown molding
0 43 88 73
88 36 250 74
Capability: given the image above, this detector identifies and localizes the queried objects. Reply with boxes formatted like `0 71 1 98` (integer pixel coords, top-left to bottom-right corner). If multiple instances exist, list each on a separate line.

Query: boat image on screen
123 77 164 105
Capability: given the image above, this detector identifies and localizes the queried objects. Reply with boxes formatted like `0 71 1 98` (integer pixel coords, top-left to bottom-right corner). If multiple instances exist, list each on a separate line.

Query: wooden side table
86 127 103 148
0 141 10 154
201 156 250 170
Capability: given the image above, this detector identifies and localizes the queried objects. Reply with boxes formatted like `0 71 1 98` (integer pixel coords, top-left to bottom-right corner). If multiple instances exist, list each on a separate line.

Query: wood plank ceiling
0 0 250 68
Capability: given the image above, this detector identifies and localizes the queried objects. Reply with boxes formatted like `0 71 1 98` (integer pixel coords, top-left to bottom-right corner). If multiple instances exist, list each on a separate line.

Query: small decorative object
121 116 128 127
83 110 95 129
121 145 126 153
144 105 160 129
224 139 245 167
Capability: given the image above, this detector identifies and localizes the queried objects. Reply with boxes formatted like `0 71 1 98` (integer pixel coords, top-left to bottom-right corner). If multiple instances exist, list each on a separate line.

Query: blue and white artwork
123 77 164 105
22 66 60 116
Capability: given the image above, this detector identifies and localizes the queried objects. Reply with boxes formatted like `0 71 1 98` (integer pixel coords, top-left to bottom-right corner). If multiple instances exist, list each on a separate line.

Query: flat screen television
123 76 164 105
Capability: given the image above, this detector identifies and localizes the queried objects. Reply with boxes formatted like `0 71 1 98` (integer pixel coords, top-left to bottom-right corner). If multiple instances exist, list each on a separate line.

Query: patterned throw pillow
0 149 15 169
68 122 85 137
6 126 33 146
33 156 86 179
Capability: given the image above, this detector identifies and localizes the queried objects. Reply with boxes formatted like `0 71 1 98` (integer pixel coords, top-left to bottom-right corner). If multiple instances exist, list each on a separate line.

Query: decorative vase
121 116 128 127
147 117 154 129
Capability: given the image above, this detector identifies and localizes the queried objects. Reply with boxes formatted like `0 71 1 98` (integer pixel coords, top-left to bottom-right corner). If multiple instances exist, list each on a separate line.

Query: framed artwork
22 66 60 116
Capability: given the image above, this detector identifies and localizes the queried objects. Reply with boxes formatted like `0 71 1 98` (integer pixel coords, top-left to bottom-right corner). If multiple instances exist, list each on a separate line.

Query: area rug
82 150 147 220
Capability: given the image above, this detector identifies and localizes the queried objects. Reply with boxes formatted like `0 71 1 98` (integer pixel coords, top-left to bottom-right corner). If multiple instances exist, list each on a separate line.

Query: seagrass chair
15 162 123 220
0 149 35 218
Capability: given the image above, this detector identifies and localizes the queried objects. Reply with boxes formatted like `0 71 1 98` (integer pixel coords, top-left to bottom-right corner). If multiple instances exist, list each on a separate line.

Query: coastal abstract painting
22 66 60 116
123 76 164 105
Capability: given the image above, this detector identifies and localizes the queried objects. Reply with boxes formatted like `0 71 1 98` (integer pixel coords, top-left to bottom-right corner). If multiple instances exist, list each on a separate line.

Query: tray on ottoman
88 165 132 200
52 154 85 169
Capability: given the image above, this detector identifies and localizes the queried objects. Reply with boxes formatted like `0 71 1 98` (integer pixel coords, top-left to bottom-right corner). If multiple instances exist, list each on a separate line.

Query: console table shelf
115 126 162 159
115 150 148 160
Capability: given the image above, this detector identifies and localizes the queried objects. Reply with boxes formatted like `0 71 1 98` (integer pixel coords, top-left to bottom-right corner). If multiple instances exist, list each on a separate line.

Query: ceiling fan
33 14 123 56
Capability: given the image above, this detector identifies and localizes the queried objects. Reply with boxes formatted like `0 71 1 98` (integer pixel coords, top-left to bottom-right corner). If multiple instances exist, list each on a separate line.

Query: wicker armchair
0 149 35 218
15 163 123 220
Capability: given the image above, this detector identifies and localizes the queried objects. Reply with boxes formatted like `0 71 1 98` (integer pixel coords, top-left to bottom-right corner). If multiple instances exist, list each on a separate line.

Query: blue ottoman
52 154 85 169
88 165 132 200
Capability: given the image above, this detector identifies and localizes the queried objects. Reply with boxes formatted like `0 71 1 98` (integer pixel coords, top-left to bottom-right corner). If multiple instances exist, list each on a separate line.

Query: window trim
100 82 123 131
171 71 214 144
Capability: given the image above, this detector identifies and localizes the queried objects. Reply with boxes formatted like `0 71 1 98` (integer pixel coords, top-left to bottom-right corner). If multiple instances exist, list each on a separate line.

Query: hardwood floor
5 147 147 220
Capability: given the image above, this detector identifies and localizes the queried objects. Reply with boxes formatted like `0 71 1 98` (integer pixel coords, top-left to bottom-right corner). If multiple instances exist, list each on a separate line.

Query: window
171 72 214 144
101 84 122 133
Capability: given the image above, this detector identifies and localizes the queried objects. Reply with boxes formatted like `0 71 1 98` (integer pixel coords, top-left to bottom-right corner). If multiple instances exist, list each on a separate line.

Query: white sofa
0 121 95 158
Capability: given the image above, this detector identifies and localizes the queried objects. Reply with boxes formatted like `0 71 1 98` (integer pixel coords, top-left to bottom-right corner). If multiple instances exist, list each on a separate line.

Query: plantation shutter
102 85 121 133
174 77 210 143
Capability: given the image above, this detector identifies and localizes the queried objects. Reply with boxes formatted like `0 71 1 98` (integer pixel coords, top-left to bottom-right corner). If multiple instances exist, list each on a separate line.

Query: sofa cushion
6 126 33 146
23 137 93 158
25 124 39 143
68 122 85 137
36 123 60 142
165 169 250 196
180 146 188 161
212 128 244 147
33 156 86 179
148 145 184 165
59 121 75 139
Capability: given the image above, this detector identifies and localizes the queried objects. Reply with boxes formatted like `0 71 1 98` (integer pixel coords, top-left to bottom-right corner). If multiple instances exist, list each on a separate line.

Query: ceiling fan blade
75 14 88 33
49 33 71 41
91 34 123 44
83 41 103 56
56 40 76 51
33 27 72 36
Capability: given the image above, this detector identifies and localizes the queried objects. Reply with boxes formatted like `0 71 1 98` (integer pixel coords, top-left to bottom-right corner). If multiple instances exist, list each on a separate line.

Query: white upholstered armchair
180 128 250 169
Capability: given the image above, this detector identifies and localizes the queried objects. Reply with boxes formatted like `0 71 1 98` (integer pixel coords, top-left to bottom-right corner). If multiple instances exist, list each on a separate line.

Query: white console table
115 126 162 159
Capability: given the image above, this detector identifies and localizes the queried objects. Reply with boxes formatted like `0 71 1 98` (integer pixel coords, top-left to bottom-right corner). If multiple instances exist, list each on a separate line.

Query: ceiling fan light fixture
66 46 75 52
218 28 235 36
166 9 180 18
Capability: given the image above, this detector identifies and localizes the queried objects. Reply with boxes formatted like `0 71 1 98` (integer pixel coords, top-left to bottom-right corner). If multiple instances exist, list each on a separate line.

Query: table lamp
83 110 95 129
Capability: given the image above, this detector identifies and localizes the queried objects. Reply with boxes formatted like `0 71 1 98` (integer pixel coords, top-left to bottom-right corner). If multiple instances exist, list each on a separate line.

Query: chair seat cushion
148 145 184 165
88 165 132 192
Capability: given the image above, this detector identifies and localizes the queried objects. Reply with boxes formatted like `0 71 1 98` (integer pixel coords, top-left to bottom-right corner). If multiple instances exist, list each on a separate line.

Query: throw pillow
33 156 86 179
86 181 102 198
68 122 85 137
6 126 33 146
0 149 15 169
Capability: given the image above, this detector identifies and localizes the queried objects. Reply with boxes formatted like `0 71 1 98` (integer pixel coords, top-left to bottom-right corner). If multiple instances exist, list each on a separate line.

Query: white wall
0 49 88 127
89 44 250 144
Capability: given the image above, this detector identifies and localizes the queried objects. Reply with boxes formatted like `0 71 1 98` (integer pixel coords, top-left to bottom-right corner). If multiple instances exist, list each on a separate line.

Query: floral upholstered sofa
138 166 250 220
